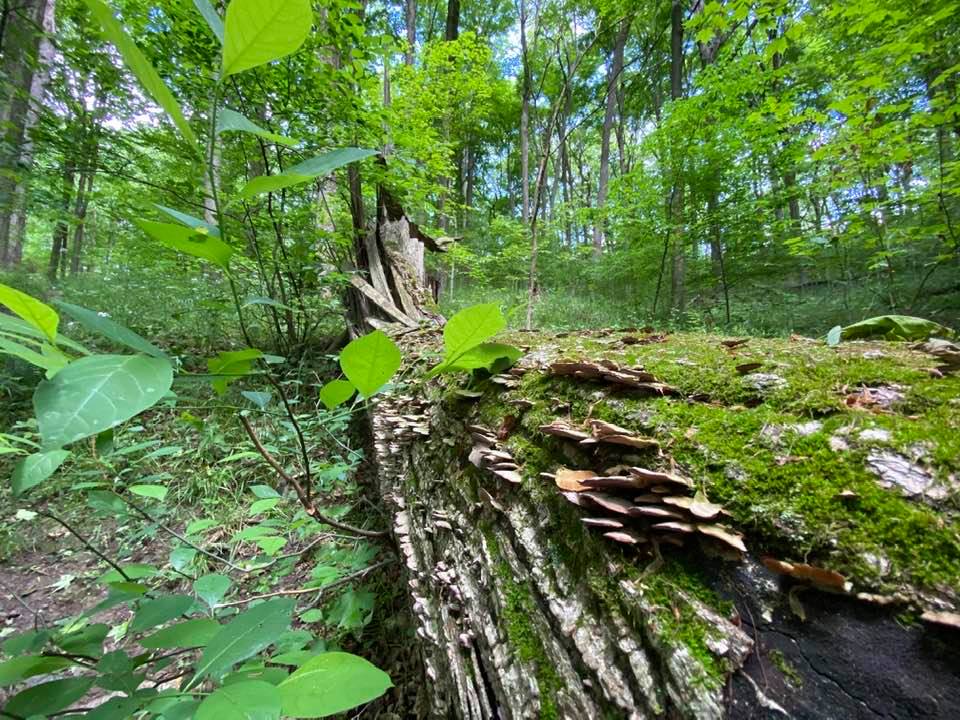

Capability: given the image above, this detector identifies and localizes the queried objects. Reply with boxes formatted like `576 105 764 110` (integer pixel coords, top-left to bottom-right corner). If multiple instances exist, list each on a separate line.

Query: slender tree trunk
444 0 459 41
404 0 416 65
593 17 631 256
49 160 75 282
669 0 686 314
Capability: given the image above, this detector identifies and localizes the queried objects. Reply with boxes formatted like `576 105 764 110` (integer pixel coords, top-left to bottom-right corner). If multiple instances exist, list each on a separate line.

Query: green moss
769 649 804 687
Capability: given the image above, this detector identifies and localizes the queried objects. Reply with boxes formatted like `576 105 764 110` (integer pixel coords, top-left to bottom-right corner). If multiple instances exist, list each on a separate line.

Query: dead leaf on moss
736 362 763 374
497 415 518 440
721 338 750 349
555 469 598 492
603 530 648 545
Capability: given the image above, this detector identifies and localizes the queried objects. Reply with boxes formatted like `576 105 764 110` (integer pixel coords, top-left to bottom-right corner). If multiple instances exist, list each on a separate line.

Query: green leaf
11 450 70 494
840 315 954 342
254 536 286 555
208 348 263 395
193 0 224 42
170 546 197 571
0 312 88 354
249 498 280 515
0 335 68 375
0 282 58 342
129 484 168 501
0 655 73 687
250 484 280 499
826 325 842 347
191 598 295 684
55 301 168 359
196 680 281 720
278 652 391 718
241 390 272 409
3 630 50 656
153 204 221 238
131 595 195 632
99 564 159 583
440 342 521 373
135 219 234 269
222 0 313 77
186 518 218 534
140 618 222 649
218 108 298 147
339 331 401 398
55 623 109 657
81 0 197 146
194 574 233 609
33 354 174 449
441 303 505 366
318 378 355 409
238 148 377 198
5 676 93 717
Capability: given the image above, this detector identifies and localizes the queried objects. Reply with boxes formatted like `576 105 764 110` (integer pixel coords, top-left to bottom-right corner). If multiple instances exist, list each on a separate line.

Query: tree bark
49 160 75 282
593 17 631 256
444 0 459 41
405 0 417 65
669 0 686 313
0 0 53 265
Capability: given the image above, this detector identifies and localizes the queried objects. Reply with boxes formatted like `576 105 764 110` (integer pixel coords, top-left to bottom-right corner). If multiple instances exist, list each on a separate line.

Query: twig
37 511 131 582
239 416 386 538
120 496 252 574
215 558 394 608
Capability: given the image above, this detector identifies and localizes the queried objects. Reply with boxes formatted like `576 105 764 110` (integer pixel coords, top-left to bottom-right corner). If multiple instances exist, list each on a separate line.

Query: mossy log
370 327 960 719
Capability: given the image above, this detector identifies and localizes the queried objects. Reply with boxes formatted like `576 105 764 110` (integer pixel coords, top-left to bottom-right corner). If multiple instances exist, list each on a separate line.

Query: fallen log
369 328 960 718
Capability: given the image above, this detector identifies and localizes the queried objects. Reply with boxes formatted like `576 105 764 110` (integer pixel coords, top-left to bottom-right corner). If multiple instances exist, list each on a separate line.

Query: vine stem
37 511 132 583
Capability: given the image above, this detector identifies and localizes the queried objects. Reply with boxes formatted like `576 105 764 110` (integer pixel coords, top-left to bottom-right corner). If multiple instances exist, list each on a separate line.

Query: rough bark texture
368 327 960 718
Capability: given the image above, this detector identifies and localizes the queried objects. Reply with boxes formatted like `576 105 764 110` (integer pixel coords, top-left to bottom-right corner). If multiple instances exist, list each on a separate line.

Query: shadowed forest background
2 0 958 339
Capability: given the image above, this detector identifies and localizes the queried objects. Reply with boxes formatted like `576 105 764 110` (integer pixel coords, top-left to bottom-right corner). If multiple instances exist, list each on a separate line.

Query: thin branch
215 558 394 608
37 511 131 582
239 416 386 538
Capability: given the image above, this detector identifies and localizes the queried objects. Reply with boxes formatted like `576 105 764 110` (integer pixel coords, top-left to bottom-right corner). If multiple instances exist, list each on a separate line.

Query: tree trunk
49 160 75 282
593 17 631 256
0 0 53 265
367 328 960 719
444 0 459 41
669 0 686 314
405 0 417 65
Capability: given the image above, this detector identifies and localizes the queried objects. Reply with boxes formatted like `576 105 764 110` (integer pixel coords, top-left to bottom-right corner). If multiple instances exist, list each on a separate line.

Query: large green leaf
194 574 233 608
840 314 954 342
0 313 89 354
278 652 391 718
135 220 234 269
196 680 281 720
0 335 67 376
0 282 58 342
82 0 197 146
222 0 313 77
238 148 378 198
55 301 167 359
154 204 221 238
208 348 263 394
33 354 174 449
318 378 355 410
339 331 401 398
131 595 195 632
0 655 73 687
140 618 222 649
218 108 298 147
11 450 70 494
4 677 93 717
193 0 224 42
440 342 522 373
190 598 295 685
442 304 505 362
